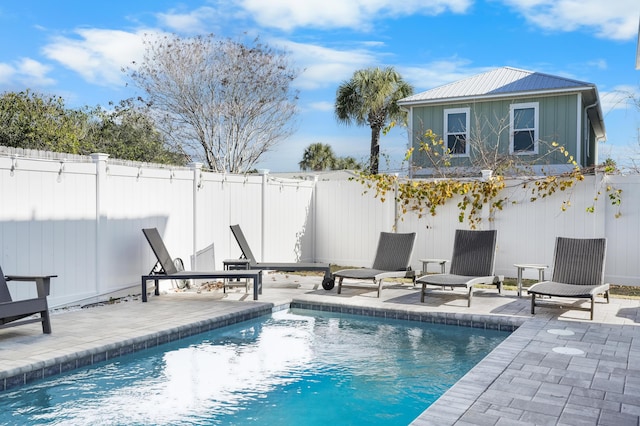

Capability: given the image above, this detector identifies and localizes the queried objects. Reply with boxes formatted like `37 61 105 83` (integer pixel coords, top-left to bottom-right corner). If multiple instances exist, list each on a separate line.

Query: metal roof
399 67 596 104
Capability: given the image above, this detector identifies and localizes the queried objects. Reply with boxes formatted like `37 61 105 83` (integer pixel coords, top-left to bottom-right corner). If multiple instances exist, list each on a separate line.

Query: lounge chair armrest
5 275 57 297
465 276 499 286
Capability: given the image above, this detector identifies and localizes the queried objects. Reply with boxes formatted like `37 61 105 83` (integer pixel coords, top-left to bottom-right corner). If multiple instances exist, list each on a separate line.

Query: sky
0 0 639 173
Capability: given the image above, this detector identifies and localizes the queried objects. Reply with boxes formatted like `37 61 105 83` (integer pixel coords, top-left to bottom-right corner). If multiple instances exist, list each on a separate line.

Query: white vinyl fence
1 148 638 308
314 173 639 286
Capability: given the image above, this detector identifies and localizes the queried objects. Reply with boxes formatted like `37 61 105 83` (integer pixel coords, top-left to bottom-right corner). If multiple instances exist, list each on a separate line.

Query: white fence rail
1 149 638 308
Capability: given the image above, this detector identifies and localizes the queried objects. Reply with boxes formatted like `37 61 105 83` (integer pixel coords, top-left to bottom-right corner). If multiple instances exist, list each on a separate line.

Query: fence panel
263 176 315 262
604 174 640 285
314 179 395 268
0 155 98 306
102 163 196 293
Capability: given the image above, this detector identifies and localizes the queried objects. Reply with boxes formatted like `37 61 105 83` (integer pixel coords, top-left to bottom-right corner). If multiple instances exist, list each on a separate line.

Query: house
397 67 606 176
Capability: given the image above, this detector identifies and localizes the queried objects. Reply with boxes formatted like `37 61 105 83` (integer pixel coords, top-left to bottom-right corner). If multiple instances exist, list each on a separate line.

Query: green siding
410 94 581 170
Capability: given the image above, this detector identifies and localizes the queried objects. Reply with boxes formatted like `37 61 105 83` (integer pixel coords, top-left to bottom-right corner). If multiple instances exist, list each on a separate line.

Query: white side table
420 259 448 275
514 263 547 297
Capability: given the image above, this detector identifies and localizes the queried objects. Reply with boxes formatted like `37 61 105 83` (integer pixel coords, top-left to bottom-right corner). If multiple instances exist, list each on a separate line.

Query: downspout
584 99 600 166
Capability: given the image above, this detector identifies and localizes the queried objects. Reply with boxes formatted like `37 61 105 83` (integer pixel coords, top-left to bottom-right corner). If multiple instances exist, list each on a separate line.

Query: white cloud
309 101 334 111
17 58 55 86
275 39 378 89
239 0 472 31
600 85 640 115
587 59 608 70
500 0 639 40
399 60 492 92
156 6 220 34
0 58 55 87
0 63 16 84
42 28 151 86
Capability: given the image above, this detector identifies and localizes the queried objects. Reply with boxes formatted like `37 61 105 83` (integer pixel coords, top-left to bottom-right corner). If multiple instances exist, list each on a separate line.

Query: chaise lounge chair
1 265 57 334
417 229 502 307
332 231 416 298
229 224 334 290
528 237 609 320
141 228 263 302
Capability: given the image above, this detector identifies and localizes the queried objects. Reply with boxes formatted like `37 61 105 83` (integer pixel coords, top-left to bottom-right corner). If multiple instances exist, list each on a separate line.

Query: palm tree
299 142 337 171
335 66 413 174
334 156 363 171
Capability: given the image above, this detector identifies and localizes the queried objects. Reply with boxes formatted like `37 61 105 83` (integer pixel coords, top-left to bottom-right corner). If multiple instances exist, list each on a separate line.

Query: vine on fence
353 131 622 228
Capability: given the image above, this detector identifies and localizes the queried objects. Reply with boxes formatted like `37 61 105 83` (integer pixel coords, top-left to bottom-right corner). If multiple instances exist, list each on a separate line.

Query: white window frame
444 107 470 157
510 102 539 155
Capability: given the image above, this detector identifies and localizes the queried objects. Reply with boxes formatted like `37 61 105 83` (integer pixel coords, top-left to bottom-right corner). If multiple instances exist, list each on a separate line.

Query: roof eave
398 86 597 107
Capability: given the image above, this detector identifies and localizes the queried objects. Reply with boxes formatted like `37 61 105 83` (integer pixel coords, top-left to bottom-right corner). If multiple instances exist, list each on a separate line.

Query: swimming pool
0 309 509 425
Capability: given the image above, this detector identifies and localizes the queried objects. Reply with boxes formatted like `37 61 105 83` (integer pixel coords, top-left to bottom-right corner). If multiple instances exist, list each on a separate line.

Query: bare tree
127 34 300 173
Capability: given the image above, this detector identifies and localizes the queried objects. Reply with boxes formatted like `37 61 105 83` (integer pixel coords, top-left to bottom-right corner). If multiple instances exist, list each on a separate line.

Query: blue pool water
0 309 509 425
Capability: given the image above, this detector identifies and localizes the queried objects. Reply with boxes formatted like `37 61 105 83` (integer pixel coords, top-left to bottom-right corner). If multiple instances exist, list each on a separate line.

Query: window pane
447 113 466 133
448 134 466 154
514 108 534 129
513 130 534 152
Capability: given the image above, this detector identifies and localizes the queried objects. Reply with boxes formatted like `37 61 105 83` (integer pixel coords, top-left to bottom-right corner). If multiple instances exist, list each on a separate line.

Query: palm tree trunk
370 125 381 174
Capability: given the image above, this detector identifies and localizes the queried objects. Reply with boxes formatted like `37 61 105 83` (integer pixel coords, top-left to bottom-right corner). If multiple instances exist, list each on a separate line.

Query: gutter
585 100 606 142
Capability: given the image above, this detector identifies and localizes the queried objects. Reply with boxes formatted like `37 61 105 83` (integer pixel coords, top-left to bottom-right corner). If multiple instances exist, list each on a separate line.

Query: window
444 108 470 156
510 102 538 154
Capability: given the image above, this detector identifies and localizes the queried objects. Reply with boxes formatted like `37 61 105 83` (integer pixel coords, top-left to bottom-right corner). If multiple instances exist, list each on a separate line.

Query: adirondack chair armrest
5 275 57 297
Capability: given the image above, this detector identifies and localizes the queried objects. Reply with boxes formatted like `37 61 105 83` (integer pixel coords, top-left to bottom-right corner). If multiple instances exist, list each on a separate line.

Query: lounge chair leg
468 286 473 307
605 290 610 303
531 294 536 315
420 282 426 303
337 278 343 294
590 298 595 320
141 278 148 302
41 310 52 334
377 279 382 298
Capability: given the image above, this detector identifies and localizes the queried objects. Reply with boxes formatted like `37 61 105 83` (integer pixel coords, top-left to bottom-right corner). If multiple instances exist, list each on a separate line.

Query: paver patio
1 273 638 425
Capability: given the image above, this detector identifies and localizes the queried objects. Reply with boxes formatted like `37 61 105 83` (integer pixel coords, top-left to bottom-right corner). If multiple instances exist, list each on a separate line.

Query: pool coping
0 303 275 392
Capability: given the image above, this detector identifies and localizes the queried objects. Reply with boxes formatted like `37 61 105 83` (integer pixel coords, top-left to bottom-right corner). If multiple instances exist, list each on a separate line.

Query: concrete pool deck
1 273 638 425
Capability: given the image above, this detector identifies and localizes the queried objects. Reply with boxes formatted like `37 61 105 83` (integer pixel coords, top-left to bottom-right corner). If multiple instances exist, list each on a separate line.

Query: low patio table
223 258 252 292
420 258 448 274
514 263 547 297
